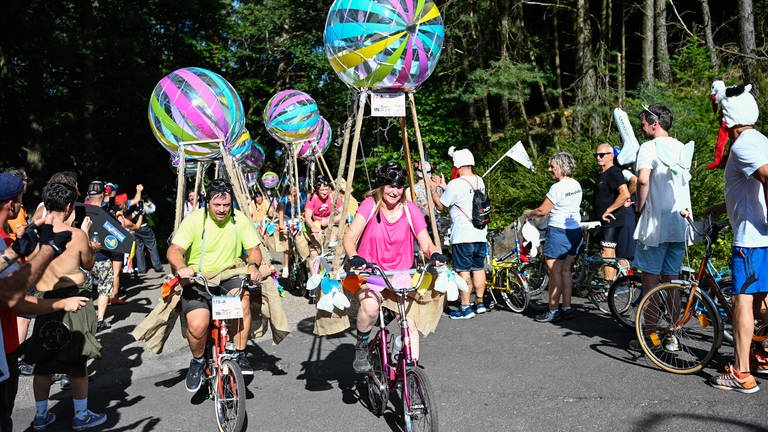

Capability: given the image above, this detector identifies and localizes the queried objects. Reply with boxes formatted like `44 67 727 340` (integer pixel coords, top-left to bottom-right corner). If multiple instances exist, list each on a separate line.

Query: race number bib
211 296 243 320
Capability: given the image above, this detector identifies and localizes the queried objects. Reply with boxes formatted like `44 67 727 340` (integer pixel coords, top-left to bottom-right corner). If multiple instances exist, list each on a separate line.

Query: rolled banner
613 108 640 166
149 67 245 159
324 0 444 91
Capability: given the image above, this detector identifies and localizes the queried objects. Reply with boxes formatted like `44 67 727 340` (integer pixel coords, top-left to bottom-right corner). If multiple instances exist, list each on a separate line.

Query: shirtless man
29 182 107 431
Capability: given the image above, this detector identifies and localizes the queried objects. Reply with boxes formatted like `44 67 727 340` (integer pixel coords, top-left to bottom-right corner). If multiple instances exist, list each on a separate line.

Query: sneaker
709 364 759 393
628 339 643 352
96 320 111 333
475 303 487 314
235 352 254 375
72 410 107 431
750 350 768 376
185 358 206 392
535 310 561 323
353 345 371 373
32 412 56 430
18 359 34 376
449 307 476 320
663 335 680 352
560 308 575 320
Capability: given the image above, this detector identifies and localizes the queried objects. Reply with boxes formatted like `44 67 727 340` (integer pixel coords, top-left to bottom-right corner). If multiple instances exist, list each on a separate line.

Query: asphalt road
11 268 768 432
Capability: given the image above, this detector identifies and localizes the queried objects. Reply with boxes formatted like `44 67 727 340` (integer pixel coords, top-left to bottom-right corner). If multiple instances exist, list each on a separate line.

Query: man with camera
167 179 262 392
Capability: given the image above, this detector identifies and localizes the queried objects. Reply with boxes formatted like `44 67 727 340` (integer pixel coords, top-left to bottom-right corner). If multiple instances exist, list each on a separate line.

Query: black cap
87 181 104 195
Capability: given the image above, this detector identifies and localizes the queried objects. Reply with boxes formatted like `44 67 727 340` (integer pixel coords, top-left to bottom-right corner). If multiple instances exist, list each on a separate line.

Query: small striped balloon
261 171 280 189
296 117 332 160
149 67 245 159
263 90 320 144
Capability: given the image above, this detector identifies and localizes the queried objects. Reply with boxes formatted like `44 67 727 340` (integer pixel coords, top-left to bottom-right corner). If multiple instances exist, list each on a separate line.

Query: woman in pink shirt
343 162 445 374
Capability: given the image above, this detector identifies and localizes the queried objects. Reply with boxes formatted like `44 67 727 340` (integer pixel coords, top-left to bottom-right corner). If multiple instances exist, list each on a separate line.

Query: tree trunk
619 0 627 105
738 0 756 82
700 0 719 68
75 0 98 162
642 0 654 85
499 1 511 129
575 0 600 134
654 0 671 83
553 8 568 132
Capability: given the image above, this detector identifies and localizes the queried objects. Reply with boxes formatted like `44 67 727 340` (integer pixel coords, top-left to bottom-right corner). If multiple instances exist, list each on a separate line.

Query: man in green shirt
167 179 262 392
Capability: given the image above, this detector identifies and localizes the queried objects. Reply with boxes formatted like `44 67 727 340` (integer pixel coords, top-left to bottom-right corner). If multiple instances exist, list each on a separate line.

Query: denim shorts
633 241 685 276
543 227 582 260
732 246 768 294
452 242 487 272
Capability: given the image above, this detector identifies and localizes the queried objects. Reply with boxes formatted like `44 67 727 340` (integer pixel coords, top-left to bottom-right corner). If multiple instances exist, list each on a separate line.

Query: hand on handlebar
177 266 195 278
349 255 368 270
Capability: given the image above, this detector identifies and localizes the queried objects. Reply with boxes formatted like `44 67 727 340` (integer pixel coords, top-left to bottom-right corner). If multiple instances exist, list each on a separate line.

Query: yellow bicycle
485 229 529 313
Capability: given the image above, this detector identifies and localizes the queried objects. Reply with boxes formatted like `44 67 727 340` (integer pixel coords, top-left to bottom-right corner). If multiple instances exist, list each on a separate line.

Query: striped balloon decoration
228 128 253 161
261 171 280 189
324 0 444 91
148 67 245 159
296 117 333 160
169 154 208 177
244 171 260 188
263 90 320 144
241 142 266 173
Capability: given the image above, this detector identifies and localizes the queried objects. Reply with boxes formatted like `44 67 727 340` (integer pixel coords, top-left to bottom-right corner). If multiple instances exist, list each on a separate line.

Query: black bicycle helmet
207 178 234 201
375 162 407 188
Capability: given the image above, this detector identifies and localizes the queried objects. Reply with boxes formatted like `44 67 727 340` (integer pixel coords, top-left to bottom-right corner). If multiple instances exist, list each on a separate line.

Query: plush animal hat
707 81 759 169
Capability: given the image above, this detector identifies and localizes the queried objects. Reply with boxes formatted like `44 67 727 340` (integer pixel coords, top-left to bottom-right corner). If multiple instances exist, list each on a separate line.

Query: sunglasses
594 152 612 158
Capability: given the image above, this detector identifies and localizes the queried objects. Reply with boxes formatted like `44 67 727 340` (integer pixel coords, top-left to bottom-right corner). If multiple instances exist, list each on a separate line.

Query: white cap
716 82 759 127
449 147 475 168
416 161 432 178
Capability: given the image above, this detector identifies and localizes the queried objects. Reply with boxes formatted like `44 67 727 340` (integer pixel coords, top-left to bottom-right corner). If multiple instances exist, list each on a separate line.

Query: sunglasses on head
642 105 658 123
594 152 611 158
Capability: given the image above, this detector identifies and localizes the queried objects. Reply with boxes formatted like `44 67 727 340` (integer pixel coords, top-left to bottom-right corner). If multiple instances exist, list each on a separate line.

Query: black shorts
180 277 243 315
599 226 621 249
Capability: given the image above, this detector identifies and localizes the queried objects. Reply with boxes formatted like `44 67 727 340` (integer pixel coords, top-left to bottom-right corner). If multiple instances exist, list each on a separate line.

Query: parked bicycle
349 262 438 432
484 228 528 313
192 273 253 432
633 212 766 374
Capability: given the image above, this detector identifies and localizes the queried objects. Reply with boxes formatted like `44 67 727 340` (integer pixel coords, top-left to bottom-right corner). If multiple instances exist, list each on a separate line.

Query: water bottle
391 335 403 363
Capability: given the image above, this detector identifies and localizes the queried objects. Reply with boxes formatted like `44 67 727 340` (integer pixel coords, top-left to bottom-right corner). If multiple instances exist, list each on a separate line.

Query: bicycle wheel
214 359 246 432
402 367 438 432
607 274 642 329
585 262 621 314
366 341 388 416
635 283 721 374
521 261 549 311
496 268 529 313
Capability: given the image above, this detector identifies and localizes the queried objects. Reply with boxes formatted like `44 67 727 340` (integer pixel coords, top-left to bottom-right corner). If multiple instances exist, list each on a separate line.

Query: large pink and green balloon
261 171 280 189
263 90 320 144
324 0 444 91
149 67 245 159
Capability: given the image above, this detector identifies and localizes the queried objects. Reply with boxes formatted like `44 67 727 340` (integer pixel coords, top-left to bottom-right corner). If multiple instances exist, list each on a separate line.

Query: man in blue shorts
707 83 768 393
432 147 488 319
633 105 691 344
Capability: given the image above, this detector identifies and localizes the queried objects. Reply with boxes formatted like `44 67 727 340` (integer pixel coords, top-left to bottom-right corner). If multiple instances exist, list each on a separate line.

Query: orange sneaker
750 348 768 376
709 364 759 394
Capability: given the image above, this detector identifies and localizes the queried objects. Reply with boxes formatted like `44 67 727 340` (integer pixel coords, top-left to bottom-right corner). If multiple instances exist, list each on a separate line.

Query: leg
405 315 420 361
232 291 252 351
559 255 576 309
186 308 211 358
601 246 617 281
733 293 757 373
111 259 123 299
135 233 147 273
546 258 561 310
146 230 163 270
17 316 30 343
457 271 472 306
32 374 53 403
356 288 383 333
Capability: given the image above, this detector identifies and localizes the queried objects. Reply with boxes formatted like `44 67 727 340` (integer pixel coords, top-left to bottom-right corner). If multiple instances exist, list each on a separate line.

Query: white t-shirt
633 137 691 246
545 177 582 229
440 175 488 244
725 128 768 247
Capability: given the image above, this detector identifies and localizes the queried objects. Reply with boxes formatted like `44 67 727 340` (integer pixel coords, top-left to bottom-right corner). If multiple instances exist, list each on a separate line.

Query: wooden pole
219 143 253 221
192 162 203 207
409 92 441 251
401 116 417 201
331 92 367 276
173 144 186 232
325 110 355 263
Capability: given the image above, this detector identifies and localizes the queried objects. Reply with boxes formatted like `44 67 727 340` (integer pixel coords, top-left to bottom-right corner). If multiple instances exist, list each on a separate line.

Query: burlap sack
250 276 291 344
130 291 182 354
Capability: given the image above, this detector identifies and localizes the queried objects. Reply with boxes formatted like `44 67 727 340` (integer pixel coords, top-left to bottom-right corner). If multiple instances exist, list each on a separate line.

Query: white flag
505 141 534 171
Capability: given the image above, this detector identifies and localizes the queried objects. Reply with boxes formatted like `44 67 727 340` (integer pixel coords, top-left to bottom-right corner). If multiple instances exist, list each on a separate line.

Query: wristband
247 262 261 268
1 253 15 264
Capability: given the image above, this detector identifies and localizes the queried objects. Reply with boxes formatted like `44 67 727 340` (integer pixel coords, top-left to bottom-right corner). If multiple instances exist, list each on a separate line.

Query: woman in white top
524 152 583 323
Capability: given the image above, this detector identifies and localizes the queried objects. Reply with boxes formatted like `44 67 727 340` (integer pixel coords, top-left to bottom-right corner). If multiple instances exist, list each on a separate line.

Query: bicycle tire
366 341 388 417
635 283 722 374
607 274 643 329
585 262 621 314
402 367 438 432
497 268 529 313
214 359 247 432
521 261 549 311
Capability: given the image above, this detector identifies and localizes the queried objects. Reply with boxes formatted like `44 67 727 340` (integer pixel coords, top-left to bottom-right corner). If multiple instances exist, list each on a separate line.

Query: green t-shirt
171 208 261 274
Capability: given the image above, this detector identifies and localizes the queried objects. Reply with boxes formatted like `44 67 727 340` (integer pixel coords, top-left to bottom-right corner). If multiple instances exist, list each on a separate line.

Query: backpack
458 177 490 229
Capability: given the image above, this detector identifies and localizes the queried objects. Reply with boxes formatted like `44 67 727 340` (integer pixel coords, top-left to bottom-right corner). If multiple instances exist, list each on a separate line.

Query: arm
131 184 143 206
602 184 631 222
626 175 638 195
342 213 368 258
245 245 263 282
13 295 89 315
167 243 194 278
753 163 768 221
77 230 96 270
524 197 555 219
429 175 447 212
415 228 438 257
635 167 651 214
0 245 57 308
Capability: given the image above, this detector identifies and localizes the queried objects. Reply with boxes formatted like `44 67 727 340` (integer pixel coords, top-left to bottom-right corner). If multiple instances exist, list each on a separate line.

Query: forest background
2 0 767 262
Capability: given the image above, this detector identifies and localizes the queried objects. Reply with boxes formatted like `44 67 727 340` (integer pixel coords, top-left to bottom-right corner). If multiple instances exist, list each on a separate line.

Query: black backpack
459 177 490 229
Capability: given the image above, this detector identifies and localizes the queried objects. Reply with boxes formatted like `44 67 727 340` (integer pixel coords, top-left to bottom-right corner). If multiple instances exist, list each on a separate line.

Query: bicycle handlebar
340 261 437 293
188 273 256 297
